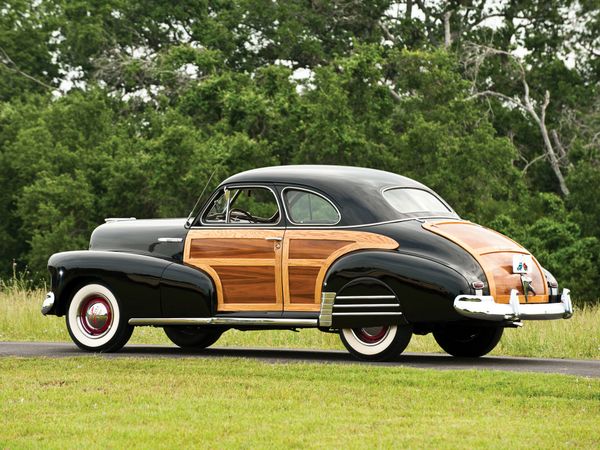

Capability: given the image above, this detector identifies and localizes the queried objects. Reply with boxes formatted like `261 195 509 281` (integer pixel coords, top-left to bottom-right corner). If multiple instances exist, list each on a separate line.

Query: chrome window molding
281 186 342 227
192 215 456 230
198 184 284 228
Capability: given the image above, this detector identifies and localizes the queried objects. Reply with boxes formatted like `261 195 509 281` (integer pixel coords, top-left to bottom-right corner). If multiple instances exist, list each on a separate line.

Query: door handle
264 237 283 242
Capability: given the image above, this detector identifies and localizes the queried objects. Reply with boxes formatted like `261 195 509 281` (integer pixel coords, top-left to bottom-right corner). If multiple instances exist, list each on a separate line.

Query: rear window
383 188 451 214
284 189 340 225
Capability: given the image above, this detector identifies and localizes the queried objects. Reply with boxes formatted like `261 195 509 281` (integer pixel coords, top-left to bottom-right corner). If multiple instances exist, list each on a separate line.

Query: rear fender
323 251 472 323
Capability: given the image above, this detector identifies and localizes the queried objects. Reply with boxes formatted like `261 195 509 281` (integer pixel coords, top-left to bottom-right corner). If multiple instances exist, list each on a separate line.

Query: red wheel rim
78 296 112 337
352 326 390 344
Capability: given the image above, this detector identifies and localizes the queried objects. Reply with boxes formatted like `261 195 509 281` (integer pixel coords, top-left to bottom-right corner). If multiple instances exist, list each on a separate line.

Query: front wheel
340 325 412 362
164 326 223 349
66 283 133 352
433 324 503 357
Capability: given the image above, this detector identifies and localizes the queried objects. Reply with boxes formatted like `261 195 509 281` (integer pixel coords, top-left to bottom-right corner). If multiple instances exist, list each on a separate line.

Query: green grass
0 357 598 448
1 289 599 359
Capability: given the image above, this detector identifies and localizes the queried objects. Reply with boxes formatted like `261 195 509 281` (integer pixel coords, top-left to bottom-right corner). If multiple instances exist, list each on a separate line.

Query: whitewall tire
340 325 412 362
66 283 133 352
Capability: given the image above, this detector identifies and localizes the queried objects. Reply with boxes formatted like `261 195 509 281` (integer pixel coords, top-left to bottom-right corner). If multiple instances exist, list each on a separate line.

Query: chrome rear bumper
454 289 573 321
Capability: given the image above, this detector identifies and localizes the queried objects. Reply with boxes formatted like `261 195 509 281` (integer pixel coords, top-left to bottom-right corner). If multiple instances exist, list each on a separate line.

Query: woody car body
42 165 573 361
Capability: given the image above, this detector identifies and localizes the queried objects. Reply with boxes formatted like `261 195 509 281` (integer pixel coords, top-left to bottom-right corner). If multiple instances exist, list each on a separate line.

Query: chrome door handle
264 237 283 242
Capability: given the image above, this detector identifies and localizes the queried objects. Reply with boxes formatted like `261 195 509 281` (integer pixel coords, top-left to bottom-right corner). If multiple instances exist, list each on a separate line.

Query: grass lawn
0 357 598 448
1 289 598 359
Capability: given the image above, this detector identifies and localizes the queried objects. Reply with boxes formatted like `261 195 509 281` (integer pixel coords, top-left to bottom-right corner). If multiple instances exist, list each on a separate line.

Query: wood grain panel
289 239 352 259
288 266 321 304
184 229 284 311
423 221 549 304
215 266 276 304
283 230 399 311
480 252 547 303
190 238 275 259
435 222 520 250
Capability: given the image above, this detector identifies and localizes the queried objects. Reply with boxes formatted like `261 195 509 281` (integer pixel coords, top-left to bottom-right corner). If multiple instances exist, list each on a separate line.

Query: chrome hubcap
79 297 112 337
352 326 390 345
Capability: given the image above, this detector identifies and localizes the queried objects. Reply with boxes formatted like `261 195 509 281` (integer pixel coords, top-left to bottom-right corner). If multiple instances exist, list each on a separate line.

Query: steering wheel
229 208 256 223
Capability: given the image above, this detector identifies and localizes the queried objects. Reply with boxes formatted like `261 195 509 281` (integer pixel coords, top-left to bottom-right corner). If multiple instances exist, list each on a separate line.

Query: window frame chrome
281 186 342 226
198 184 284 228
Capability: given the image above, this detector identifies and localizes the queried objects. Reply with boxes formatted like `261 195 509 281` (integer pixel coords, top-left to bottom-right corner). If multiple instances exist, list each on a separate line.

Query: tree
463 43 570 196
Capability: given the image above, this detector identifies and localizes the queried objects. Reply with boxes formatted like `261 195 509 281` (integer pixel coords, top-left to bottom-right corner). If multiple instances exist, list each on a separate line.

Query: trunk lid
423 220 549 304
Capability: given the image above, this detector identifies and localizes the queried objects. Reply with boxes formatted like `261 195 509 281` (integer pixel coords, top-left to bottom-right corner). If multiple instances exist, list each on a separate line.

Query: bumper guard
454 289 573 321
41 292 55 316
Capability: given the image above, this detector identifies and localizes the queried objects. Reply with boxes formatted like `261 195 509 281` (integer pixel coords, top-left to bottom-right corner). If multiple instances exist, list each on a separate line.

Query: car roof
222 165 425 189
220 165 456 225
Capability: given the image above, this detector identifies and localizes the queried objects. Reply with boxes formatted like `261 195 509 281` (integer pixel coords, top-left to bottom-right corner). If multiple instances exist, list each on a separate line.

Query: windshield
383 188 451 215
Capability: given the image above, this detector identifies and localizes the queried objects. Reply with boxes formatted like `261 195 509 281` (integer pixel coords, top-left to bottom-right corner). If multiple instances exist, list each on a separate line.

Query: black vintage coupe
42 166 573 361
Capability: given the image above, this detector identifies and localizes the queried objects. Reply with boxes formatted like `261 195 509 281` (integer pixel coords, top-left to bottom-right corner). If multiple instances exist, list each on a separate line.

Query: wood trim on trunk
423 221 548 304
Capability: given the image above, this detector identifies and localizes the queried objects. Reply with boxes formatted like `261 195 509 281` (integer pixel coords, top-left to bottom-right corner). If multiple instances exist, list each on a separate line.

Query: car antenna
184 168 217 229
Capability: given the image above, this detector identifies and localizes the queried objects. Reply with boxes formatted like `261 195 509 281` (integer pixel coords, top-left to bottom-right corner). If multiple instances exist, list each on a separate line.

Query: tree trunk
539 122 570 196
443 11 452 48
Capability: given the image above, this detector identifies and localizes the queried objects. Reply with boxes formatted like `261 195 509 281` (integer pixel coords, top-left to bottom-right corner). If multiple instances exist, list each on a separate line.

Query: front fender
323 250 472 323
48 251 170 318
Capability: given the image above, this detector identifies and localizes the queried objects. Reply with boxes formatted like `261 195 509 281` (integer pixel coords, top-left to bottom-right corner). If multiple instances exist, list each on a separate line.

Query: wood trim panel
289 239 352 259
184 229 398 313
288 266 321 304
216 266 277 304
190 238 276 259
283 230 399 311
184 229 284 311
423 221 548 304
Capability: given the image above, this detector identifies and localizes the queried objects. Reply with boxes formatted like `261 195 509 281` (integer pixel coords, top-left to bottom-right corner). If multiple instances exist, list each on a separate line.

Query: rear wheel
66 283 133 352
433 324 503 357
340 325 412 362
164 326 223 349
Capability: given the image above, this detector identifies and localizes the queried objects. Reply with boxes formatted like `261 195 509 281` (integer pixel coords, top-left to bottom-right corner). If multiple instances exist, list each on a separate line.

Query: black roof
221 165 457 225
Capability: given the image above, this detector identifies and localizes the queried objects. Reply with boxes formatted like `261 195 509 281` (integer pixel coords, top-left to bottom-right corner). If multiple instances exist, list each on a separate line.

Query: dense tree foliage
0 1 598 301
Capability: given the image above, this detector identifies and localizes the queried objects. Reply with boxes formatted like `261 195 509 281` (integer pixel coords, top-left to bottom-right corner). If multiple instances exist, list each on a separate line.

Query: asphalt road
1 341 598 377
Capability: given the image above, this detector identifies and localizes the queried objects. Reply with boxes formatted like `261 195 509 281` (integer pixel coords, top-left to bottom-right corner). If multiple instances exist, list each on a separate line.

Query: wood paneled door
184 229 285 311
185 229 399 313
282 230 399 311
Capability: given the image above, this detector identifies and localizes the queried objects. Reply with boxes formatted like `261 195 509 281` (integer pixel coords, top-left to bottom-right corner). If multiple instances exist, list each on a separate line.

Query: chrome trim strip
104 217 136 223
190 216 459 230
157 237 183 243
332 312 404 316
198 184 284 228
453 288 574 321
335 295 397 300
129 317 318 327
319 292 336 327
333 303 401 308
281 186 341 226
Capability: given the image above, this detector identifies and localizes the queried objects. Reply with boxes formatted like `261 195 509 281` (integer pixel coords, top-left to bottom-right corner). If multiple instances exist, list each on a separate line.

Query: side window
284 189 340 225
204 187 280 224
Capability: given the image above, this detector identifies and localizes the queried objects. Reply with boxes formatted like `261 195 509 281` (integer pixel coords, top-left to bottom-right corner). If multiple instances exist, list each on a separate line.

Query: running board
128 317 319 327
